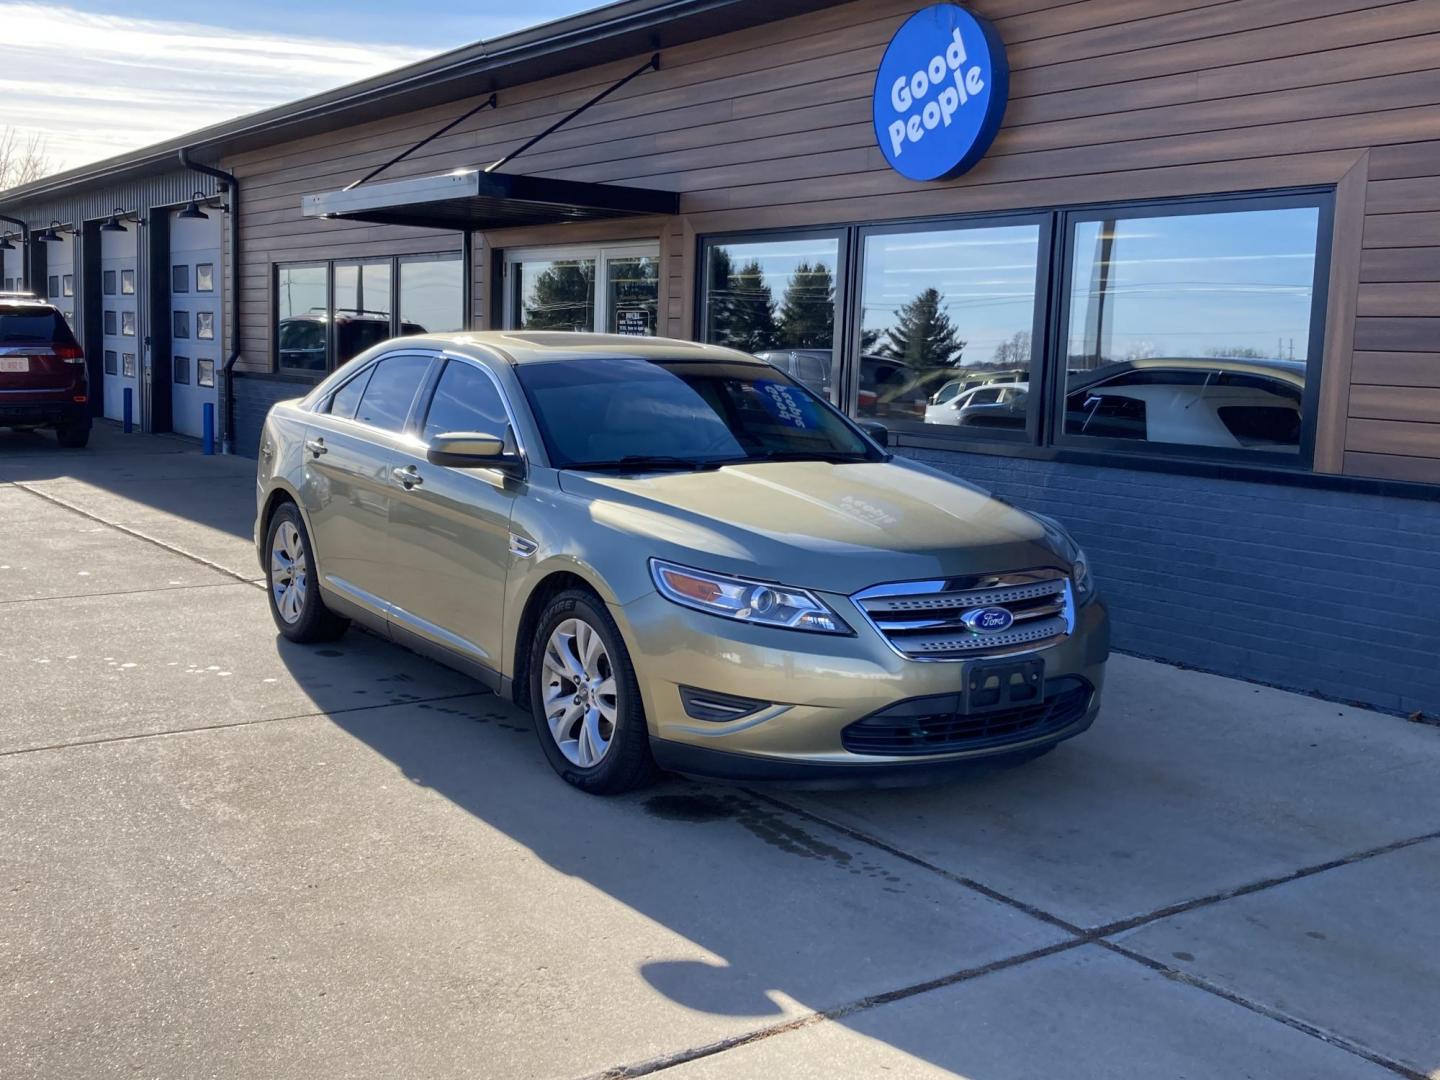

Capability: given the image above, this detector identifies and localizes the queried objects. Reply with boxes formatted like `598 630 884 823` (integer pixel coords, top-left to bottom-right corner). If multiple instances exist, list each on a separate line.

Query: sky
0 1 602 174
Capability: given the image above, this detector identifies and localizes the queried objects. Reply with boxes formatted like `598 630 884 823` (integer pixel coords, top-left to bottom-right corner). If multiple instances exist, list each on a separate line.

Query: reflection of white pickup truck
1065 357 1305 451
925 381 1029 427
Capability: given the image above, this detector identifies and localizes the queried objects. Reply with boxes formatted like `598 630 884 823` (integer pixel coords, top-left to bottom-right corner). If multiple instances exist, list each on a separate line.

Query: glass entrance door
505 243 659 336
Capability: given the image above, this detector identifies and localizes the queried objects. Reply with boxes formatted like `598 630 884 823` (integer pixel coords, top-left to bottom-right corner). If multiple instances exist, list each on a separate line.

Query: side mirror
427 431 524 475
858 420 889 448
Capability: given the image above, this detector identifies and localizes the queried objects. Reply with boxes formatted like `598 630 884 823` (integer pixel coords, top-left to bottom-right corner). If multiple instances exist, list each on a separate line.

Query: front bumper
613 587 1110 779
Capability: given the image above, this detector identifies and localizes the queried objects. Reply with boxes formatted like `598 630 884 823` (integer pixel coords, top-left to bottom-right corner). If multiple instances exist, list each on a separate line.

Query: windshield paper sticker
756 380 817 429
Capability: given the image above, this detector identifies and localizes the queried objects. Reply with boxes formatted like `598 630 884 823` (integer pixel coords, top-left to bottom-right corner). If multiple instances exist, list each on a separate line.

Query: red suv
0 295 91 448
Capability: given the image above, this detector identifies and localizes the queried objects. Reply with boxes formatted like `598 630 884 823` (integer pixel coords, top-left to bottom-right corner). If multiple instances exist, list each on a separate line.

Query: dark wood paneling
1360 247 1440 282
1348 384 1440 422
1356 282 1440 318
1363 212 1440 248
1346 417 1440 456
1351 351 1440 387
1344 449 1440 483
1353 317 1440 352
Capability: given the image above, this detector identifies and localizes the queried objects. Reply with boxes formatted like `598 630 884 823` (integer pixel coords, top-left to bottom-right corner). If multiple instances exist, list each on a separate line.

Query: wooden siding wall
225 0 1440 481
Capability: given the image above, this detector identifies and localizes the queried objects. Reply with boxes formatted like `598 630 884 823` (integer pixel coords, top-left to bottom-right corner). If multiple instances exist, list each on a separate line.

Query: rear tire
264 502 349 643
54 424 89 449
528 589 655 795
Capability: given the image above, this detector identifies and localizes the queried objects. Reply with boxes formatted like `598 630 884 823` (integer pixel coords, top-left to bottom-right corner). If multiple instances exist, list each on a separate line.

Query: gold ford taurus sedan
255 332 1109 794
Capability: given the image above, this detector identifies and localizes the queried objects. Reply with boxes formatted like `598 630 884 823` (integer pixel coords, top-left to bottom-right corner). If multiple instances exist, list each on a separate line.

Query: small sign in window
615 308 651 336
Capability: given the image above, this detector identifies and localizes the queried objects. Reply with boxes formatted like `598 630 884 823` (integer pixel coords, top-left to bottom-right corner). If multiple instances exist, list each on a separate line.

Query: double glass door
505 243 659 336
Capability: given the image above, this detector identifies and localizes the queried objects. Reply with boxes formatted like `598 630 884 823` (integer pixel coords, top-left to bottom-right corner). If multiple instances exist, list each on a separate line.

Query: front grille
842 677 1092 756
853 570 1073 660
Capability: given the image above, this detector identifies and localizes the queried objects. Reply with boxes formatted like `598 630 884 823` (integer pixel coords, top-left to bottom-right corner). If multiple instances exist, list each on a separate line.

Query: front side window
857 221 1041 433
327 367 372 420
517 357 876 470
277 264 328 372
702 236 841 365
1062 204 1320 456
423 361 510 441
353 353 432 433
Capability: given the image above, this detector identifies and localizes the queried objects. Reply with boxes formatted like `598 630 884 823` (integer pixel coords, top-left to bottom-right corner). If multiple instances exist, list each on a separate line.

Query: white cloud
0 3 433 172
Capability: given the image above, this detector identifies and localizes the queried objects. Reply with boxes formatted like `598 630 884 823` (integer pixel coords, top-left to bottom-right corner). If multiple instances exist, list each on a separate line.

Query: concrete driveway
2 424 1437 1080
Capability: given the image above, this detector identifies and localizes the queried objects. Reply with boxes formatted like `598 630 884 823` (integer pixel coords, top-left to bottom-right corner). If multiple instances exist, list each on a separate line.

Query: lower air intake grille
841 678 1092 756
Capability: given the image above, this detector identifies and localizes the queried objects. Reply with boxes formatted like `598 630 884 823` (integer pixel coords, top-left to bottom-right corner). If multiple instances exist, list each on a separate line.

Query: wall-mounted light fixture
0 234 15 251
38 219 70 243
178 192 210 220
100 207 136 232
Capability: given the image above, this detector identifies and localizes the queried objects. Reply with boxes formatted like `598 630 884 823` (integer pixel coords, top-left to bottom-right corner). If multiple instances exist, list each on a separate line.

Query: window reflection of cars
751 350 928 419
929 369 1029 407
754 348 832 397
1065 357 1304 451
925 382 1029 428
278 313 428 371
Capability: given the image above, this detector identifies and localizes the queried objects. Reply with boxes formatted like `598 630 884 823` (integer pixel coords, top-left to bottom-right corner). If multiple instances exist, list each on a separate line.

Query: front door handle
305 437 327 457
391 465 424 490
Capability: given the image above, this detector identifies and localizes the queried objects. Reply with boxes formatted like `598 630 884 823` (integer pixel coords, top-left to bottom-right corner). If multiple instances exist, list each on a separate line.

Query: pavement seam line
1098 939 1428 1080
0 579 255 606
0 691 489 759
12 482 263 589
575 938 1089 1080
1091 827 1440 938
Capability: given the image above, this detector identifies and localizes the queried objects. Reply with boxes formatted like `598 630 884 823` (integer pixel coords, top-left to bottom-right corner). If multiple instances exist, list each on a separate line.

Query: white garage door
168 211 222 439
100 225 140 423
45 234 77 330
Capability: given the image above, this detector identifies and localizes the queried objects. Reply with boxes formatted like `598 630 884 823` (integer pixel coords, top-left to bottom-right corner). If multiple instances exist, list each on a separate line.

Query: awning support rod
485 53 659 175
344 93 499 191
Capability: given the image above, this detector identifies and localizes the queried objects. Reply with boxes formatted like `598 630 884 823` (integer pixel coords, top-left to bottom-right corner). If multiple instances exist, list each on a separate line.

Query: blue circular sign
873 4 1009 182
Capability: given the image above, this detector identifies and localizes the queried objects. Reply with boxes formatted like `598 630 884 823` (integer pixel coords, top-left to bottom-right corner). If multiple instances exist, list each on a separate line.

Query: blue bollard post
123 387 133 434
202 402 215 455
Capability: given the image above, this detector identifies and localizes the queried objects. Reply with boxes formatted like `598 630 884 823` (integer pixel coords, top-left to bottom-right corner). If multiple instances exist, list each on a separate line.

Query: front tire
528 589 654 794
264 502 349 643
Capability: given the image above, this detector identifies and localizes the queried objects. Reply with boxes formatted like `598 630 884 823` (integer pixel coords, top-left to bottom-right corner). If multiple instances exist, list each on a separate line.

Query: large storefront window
276 263 328 372
275 251 463 374
857 221 1042 432
1062 204 1321 456
701 235 841 398
698 191 1329 467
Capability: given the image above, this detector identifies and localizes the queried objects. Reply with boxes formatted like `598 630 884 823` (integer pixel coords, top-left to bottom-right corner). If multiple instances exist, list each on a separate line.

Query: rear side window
327 368 374 420
422 361 510 442
354 354 432 432
0 307 77 346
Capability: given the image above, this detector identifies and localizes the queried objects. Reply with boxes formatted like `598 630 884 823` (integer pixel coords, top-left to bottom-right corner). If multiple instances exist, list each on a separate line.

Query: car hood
558 457 1066 596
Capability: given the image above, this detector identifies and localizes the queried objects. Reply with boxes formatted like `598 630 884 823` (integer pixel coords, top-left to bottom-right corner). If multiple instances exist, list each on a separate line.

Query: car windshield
515 357 879 470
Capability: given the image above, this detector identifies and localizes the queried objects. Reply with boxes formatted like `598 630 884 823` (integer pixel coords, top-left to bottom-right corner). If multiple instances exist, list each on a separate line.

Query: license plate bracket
0 357 30 373
963 657 1045 714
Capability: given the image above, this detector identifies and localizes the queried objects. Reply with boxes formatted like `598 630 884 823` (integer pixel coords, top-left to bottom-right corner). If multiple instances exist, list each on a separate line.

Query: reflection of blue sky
862 225 1040 366
1069 208 1319 362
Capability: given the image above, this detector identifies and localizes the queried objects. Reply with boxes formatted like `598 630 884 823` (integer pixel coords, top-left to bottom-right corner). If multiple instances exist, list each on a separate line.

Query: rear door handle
391 465 423 489
305 437 327 457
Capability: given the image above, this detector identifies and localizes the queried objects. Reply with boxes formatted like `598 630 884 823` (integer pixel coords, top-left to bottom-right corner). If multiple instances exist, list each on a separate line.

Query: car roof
424 331 763 366
0 297 59 311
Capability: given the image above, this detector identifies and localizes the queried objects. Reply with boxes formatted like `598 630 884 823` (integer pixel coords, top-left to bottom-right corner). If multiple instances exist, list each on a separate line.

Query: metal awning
301 169 678 231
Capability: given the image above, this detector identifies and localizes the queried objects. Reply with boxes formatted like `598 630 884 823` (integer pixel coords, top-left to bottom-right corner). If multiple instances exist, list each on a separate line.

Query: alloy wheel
541 617 618 768
270 520 308 625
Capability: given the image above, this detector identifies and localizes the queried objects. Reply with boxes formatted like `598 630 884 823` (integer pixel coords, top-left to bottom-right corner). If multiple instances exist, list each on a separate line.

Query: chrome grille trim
853 570 1074 662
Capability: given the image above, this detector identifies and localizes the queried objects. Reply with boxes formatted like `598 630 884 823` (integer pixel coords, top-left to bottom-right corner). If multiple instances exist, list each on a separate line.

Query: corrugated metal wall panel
1 170 223 227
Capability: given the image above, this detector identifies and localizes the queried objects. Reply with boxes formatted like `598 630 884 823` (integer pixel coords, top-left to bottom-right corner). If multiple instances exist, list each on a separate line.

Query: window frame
696 228 849 405
696 187 1335 471
273 251 464 376
418 356 529 465
503 241 660 336
848 210 1052 444
1044 189 1333 470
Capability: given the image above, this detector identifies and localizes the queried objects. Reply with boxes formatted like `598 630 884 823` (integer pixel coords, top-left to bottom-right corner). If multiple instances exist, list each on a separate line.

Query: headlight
649 559 850 634
1031 513 1096 605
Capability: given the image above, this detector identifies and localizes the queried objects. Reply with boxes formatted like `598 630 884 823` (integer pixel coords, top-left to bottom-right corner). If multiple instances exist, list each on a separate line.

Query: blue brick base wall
233 374 313 458
908 448 1440 718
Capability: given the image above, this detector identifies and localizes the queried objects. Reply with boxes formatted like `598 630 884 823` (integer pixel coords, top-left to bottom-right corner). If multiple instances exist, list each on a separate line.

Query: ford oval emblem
963 607 1014 634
